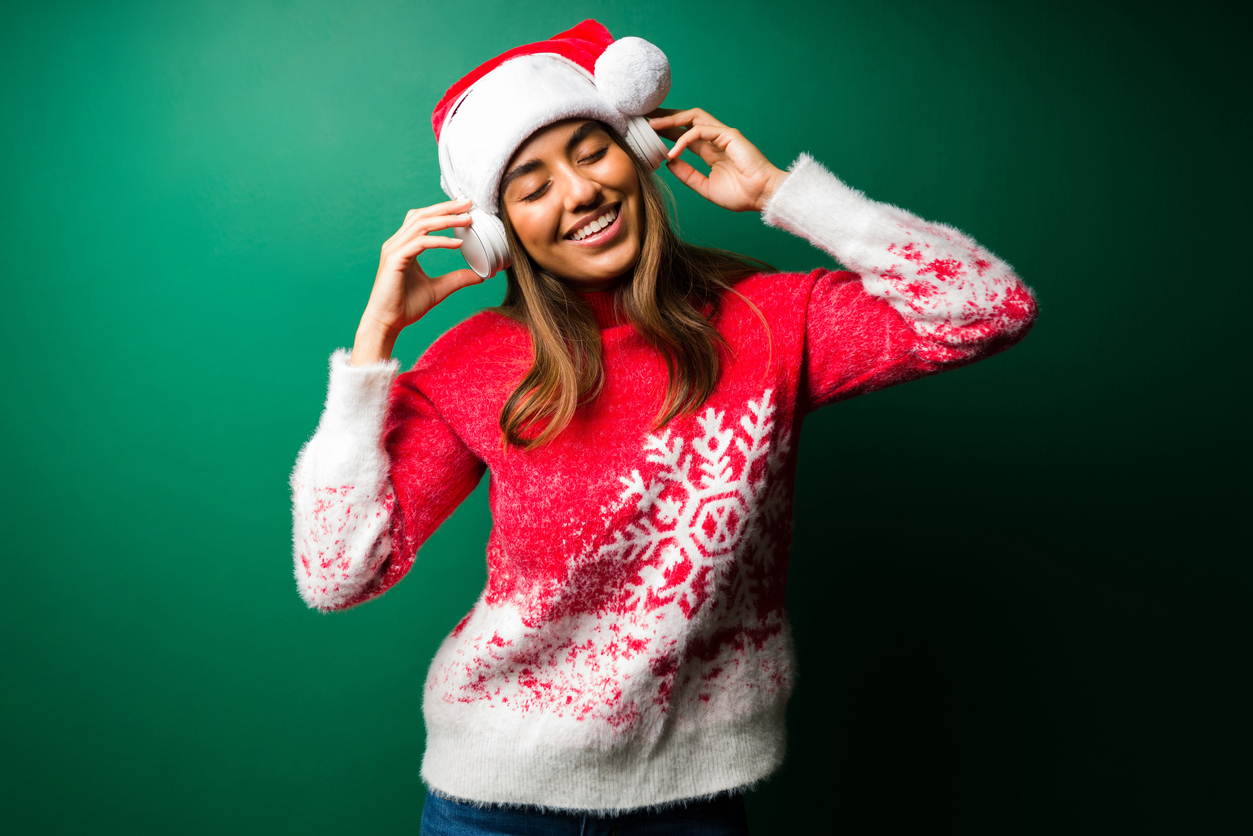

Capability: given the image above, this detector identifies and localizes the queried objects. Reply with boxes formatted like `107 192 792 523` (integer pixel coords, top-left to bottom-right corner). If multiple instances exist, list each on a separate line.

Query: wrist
358 308 405 340
351 320 399 366
756 168 790 213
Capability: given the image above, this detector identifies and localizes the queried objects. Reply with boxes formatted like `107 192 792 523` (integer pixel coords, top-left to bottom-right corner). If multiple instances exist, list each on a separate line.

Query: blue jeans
419 789 751 836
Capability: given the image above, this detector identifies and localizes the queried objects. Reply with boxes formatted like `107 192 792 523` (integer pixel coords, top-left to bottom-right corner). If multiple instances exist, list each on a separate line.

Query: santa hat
432 19 671 215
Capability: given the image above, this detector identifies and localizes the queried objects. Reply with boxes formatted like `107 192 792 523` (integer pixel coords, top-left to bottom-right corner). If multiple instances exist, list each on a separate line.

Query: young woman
291 20 1037 836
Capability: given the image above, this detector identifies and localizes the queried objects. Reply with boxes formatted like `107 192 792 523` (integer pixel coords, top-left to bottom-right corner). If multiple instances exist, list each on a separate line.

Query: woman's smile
564 203 622 245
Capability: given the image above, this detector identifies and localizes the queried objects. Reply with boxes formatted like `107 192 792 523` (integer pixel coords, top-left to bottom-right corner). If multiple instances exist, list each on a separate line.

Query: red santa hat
432 19 671 215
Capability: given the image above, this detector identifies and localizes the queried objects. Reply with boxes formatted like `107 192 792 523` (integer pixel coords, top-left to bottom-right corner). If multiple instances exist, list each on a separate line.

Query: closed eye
521 183 549 202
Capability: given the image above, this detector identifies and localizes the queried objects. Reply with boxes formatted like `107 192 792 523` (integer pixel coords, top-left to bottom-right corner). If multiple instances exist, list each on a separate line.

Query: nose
559 165 602 213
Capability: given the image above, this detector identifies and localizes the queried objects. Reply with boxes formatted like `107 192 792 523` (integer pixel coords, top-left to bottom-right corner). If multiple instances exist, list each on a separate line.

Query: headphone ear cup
623 115 669 171
453 208 511 278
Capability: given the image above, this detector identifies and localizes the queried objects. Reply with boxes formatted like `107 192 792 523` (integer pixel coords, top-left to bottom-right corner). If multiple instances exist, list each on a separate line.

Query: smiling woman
289 18 1038 836
492 116 775 449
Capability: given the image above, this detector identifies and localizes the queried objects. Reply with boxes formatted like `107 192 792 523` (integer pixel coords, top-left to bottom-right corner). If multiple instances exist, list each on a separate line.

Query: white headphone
442 116 669 279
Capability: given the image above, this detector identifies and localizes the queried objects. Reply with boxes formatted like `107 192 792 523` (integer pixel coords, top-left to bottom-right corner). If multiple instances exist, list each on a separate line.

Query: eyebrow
500 121 604 198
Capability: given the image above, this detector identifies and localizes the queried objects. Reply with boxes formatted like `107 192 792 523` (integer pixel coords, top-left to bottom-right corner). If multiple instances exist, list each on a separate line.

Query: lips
565 203 621 243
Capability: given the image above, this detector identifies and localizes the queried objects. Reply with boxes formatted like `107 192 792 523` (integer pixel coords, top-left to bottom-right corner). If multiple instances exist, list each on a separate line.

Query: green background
2 0 1246 833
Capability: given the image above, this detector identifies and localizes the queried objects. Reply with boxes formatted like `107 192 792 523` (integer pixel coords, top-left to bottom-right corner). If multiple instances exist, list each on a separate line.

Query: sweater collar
574 288 627 330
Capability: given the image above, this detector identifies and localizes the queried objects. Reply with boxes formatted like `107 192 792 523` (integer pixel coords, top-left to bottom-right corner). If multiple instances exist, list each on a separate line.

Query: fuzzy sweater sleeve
761 153 1037 409
290 348 485 612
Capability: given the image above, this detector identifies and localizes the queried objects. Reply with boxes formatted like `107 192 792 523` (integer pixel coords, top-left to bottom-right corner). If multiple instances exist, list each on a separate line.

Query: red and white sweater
290 153 1036 812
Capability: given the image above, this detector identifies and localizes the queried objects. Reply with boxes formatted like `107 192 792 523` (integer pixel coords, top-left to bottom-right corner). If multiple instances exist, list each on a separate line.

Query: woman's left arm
650 108 1038 399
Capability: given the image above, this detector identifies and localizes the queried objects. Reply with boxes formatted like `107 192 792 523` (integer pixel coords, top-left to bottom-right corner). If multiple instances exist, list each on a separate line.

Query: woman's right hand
351 198 484 365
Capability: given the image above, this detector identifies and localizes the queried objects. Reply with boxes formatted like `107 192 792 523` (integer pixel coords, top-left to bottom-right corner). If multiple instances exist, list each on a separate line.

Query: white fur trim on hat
438 55 628 214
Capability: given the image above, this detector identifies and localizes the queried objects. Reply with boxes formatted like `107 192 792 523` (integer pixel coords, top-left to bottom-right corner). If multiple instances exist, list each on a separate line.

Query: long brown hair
489 121 774 450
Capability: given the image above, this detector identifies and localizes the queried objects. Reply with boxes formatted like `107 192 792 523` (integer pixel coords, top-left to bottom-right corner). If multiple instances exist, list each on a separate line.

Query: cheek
614 157 639 192
612 161 643 222
511 206 557 248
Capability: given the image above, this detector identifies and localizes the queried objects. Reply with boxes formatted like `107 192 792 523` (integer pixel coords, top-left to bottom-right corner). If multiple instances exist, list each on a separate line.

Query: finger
681 136 726 163
429 268 487 305
648 108 698 127
402 207 473 235
393 234 465 259
388 207 466 246
434 267 486 290
651 125 688 142
666 125 712 159
391 211 472 244
648 114 682 132
664 157 710 200
413 211 474 234
420 197 474 216
395 198 473 231
649 107 724 131
666 125 734 162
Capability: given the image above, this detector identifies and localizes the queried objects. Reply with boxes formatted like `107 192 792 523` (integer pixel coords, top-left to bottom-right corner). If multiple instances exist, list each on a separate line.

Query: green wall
1 1 1244 832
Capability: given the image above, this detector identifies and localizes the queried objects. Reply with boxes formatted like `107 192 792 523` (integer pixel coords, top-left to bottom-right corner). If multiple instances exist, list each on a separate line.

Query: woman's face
500 119 644 291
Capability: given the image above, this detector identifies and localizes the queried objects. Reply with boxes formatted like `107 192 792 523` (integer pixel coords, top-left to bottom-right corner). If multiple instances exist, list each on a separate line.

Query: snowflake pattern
606 388 792 620
430 388 795 732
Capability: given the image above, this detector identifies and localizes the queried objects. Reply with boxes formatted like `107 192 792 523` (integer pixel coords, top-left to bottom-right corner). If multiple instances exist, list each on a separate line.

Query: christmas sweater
290 153 1037 812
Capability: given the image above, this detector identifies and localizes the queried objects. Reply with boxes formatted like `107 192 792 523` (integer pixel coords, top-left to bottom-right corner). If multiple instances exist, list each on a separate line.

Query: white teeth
570 206 618 241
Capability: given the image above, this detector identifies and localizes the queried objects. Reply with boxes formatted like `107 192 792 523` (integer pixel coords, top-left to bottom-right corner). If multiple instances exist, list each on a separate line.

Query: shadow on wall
746 506 1151 834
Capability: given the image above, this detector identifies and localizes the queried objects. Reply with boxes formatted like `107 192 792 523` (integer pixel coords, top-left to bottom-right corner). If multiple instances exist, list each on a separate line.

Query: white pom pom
594 36 671 116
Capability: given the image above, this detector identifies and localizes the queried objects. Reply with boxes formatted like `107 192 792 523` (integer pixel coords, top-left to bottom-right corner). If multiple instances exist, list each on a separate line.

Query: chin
547 242 641 289
577 252 639 286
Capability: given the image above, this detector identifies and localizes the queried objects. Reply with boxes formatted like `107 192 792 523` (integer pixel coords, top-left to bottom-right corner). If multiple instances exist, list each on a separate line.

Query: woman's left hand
648 108 789 213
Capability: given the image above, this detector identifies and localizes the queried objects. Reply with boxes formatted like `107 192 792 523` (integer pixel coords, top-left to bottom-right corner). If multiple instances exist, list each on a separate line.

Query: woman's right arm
290 351 485 612
350 197 481 365
290 200 487 612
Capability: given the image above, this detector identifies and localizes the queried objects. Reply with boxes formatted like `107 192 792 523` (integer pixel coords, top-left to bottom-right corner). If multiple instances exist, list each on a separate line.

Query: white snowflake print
604 387 792 621
431 388 795 732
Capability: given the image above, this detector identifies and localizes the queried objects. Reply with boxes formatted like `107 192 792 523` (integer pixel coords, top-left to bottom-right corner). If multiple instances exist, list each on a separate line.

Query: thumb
665 158 710 200
431 268 487 304
445 267 485 288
